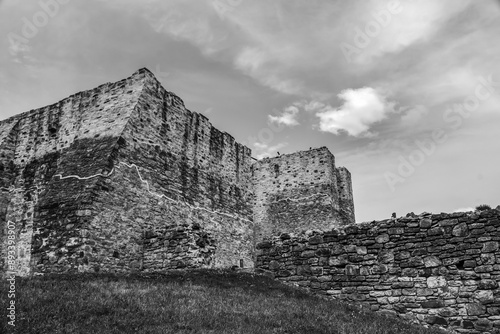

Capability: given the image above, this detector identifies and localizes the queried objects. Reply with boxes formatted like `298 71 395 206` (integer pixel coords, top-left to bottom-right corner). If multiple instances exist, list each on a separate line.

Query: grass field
0 269 446 334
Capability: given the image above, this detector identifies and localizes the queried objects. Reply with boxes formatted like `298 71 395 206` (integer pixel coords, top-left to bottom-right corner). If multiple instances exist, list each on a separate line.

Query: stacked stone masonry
252 148 355 240
0 68 254 275
256 209 500 333
0 68 353 276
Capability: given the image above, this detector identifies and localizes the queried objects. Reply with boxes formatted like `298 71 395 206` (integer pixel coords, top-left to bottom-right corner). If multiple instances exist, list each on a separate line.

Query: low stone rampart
256 210 500 333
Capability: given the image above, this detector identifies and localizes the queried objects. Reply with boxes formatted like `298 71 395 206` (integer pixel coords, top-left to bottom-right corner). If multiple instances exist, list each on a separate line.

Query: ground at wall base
0 269 447 334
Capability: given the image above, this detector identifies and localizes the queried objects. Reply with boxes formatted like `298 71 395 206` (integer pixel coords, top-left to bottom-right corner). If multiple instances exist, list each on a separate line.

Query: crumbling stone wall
83 154 254 273
1 68 357 276
0 68 254 275
252 147 355 241
0 71 145 275
81 69 254 273
118 69 253 218
256 210 500 333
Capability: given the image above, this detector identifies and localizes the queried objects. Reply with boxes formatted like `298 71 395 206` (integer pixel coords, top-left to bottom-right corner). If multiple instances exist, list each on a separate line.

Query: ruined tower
252 147 355 240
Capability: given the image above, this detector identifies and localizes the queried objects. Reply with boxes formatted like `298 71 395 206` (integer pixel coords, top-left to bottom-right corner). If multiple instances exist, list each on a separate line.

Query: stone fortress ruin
2 68 500 333
0 68 355 276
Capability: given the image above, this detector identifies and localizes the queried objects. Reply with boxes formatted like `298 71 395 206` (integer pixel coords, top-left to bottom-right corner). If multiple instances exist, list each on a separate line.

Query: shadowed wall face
252 147 355 241
0 72 145 275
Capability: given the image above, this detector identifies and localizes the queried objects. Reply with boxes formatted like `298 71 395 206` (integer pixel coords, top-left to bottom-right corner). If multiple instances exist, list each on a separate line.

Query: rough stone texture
1 68 353 276
256 210 500 333
252 147 354 240
1 72 145 275
0 68 254 275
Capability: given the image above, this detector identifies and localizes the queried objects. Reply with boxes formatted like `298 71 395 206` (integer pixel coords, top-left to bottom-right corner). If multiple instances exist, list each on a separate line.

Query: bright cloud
343 0 473 64
268 105 299 127
314 87 396 137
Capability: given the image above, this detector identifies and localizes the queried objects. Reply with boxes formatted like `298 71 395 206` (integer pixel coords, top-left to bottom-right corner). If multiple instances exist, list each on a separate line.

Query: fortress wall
120 69 253 218
0 70 145 275
83 164 254 272
256 210 500 333
78 69 255 272
0 120 17 272
2 72 143 167
0 68 256 275
0 118 17 189
252 147 354 241
336 167 355 224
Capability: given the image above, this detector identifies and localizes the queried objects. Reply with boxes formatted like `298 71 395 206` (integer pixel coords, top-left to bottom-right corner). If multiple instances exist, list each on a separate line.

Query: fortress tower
0 69 354 276
252 147 355 240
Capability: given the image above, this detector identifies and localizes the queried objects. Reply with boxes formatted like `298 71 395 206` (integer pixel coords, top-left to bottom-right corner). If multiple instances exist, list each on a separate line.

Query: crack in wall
53 161 253 225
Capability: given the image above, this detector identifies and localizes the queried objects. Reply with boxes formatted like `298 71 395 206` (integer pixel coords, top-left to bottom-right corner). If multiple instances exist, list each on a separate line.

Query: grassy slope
0 270 447 334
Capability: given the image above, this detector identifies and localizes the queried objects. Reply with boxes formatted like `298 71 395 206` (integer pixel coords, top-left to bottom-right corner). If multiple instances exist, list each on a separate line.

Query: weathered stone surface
475 290 494 304
452 222 469 237
419 218 432 229
474 319 492 331
426 315 448 326
1 68 255 274
256 210 500 333
252 147 355 240
423 256 442 268
421 299 445 308
427 276 447 288
378 250 394 264
482 241 499 253
376 234 389 243
478 280 498 290
467 303 486 316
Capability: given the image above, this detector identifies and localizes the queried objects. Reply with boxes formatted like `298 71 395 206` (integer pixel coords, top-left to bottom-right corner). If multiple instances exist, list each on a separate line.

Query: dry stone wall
256 209 500 333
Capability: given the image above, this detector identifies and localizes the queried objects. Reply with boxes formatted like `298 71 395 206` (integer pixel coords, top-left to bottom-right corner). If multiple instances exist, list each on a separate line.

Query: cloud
91 0 476 101
303 100 326 113
400 105 429 127
314 87 396 137
268 105 299 127
234 46 305 95
344 0 473 64
253 142 288 160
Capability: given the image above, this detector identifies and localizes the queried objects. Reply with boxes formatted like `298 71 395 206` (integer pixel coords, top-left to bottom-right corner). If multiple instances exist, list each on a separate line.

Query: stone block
452 222 469 237
423 256 442 268
466 303 486 316
376 234 389 243
483 241 499 253
427 276 447 288
419 218 432 229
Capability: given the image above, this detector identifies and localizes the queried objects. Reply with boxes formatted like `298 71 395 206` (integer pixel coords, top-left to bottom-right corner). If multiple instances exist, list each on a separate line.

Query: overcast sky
1 0 499 222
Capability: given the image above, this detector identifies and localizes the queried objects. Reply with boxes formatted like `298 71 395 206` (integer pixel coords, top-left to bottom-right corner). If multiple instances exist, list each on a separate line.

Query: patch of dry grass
0 270 447 334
